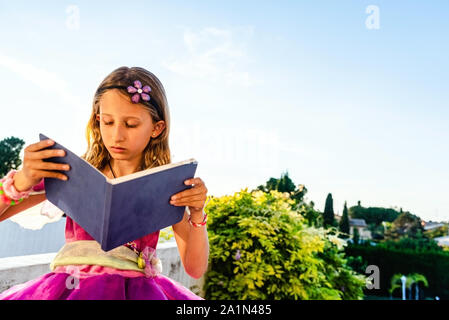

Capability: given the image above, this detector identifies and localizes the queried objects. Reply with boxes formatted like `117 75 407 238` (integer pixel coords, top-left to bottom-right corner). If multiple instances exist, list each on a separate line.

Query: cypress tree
323 193 336 228
339 201 350 236
277 171 296 193
353 227 360 244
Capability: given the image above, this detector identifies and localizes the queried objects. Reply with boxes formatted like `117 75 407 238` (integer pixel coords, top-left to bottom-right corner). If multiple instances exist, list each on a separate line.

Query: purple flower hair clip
97 79 162 119
127 80 152 104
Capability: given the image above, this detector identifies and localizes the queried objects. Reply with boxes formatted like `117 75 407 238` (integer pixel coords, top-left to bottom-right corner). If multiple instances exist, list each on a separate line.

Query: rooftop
350 218 367 227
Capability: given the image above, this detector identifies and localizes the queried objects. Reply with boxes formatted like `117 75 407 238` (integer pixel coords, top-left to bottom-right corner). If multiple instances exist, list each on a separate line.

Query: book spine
101 182 113 248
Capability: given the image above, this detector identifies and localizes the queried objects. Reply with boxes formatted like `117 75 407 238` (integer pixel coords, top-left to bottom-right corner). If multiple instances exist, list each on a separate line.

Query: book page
107 158 198 185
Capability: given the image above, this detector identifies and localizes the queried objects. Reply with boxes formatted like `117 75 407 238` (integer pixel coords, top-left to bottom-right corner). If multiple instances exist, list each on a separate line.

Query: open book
39 133 198 251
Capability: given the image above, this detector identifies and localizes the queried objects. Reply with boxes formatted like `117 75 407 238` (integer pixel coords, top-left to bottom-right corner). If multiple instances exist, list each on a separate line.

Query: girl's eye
103 122 137 128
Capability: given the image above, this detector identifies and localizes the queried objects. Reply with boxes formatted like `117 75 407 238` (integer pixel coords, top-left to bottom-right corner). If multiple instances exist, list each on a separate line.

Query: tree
256 171 307 204
255 172 321 225
349 203 402 240
0 136 25 177
301 200 323 227
258 177 278 193
384 212 426 240
339 201 350 237
389 273 428 300
257 171 295 192
277 171 296 193
323 193 336 228
407 273 428 300
349 205 400 225
389 274 404 299
290 184 307 204
352 227 360 245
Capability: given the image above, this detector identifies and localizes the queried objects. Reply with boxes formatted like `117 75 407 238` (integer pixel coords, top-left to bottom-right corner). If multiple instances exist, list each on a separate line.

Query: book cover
39 133 198 251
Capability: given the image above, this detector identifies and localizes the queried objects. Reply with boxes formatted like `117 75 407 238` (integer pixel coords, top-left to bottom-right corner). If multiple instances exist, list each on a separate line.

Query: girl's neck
107 157 142 178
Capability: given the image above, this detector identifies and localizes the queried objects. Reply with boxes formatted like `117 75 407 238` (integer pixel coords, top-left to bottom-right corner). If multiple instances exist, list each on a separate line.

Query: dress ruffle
0 272 202 300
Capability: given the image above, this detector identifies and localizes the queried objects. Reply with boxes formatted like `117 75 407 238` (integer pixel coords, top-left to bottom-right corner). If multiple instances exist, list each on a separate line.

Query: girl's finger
27 148 65 160
171 189 205 201
171 199 207 208
36 169 68 181
184 177 204 186
35 161 71 172
25 139 54 152
171 193 206 203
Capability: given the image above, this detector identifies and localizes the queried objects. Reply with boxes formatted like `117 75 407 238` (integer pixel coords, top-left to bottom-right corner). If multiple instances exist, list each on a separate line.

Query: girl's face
96 89 164 162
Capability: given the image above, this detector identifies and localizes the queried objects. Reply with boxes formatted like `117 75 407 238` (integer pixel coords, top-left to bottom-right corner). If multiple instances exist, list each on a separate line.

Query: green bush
204 188 366 300
158 226 174 243
379 237 442 252
345 243 449 299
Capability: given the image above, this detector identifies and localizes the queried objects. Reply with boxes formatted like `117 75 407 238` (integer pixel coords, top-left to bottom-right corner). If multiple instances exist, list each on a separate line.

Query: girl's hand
170 177 208 218
14 139 71 192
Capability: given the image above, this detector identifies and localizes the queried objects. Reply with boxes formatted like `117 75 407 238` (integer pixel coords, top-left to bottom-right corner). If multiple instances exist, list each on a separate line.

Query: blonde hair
81 66 171 172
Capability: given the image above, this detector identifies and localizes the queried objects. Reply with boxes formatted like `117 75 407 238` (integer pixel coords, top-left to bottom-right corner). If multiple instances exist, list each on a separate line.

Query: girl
0 66 209 300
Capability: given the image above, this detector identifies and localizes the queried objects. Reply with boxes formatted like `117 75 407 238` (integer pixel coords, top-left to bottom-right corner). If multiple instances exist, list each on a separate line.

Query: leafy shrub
204 188 366 300
345 243 449 299
158 226 174 243
379 237 442 252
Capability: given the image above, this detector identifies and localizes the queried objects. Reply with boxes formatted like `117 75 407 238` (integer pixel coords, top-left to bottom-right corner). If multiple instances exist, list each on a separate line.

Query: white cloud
163 26 260 87
0 51 81 108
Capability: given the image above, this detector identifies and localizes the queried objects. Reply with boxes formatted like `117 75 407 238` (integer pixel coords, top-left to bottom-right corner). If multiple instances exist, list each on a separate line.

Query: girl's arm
0 193 47 222
1 138 69 222
172 209 209 279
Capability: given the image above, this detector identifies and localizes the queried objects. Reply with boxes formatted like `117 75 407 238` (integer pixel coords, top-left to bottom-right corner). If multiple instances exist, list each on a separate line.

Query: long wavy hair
81 66 171 173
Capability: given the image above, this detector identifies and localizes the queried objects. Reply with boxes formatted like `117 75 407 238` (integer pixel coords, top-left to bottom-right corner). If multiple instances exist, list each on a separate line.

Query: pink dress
0 179 203 300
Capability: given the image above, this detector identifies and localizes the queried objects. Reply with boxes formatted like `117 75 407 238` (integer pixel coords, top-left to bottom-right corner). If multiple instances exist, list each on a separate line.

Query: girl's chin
109 153 138 160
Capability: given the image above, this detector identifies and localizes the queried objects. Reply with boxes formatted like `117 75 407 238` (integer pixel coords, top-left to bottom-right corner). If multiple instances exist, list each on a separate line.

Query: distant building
422 221 446 231
349 218 372 240
434 236 449 247
334 215 372 240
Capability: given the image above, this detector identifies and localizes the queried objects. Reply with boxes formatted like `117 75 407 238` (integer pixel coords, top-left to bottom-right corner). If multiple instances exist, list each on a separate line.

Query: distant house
423 222 446 231
434 236 449 247
334 215 372 240
349 218 372 240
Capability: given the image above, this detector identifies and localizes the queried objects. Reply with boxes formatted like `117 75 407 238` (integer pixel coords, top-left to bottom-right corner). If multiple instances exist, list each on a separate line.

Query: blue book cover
39 133 198 251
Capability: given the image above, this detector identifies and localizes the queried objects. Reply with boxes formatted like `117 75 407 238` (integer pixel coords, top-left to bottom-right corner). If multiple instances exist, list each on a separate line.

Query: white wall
0 219 66 258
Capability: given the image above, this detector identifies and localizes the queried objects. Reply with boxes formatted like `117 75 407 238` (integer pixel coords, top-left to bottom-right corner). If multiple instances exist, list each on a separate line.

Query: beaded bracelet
188 211 208 227
0 170 33 206
0 181 24 206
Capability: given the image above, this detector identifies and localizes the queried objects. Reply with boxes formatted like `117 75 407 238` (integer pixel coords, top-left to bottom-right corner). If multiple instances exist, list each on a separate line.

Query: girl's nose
112 124 126 142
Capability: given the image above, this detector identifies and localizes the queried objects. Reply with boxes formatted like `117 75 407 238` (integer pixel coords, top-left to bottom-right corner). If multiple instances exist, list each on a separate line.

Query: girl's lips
111 147 126 152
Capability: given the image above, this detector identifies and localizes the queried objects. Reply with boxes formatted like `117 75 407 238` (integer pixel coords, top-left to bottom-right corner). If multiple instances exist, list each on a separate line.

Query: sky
0 1 448 222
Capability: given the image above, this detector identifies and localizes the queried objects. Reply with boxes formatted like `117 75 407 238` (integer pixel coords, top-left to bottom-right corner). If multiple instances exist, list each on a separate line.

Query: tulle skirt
0 271 203 300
